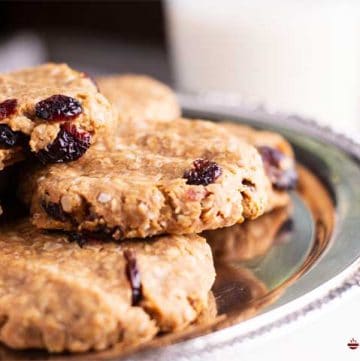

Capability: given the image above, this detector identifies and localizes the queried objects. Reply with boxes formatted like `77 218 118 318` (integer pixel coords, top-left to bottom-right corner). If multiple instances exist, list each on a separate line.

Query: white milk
165 0 360 133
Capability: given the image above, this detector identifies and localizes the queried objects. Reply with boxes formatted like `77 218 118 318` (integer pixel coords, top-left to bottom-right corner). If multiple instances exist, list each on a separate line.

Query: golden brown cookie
21 118 269 239
0 63 112 167
95 73 296 213
97 74 180 132
0 220 214 352
114 118 297 212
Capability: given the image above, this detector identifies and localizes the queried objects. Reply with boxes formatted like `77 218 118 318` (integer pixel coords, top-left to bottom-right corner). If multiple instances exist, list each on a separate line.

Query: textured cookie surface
0 220 214 352
22 118 269 239
0 63 112 166
221 122 297 211
221 123 294 157
94 72 295 212
95 73 295 213
97 74 180 132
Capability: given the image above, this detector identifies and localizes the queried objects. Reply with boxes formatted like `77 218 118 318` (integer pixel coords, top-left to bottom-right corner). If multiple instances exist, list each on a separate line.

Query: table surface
233 288 360 361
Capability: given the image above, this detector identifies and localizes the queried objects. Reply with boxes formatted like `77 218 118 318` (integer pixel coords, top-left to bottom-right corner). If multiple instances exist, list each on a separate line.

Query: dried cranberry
0 99 17 120
184 159 222 186
68 232 87 248
36 123 91 164
0 124 24 149
258 146 298 190
41 200 68 221
124 249 142 306
35 95 82 121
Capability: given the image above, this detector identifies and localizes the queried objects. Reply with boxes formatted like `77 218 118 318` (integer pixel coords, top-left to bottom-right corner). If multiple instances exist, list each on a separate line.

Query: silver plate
2 97 360 361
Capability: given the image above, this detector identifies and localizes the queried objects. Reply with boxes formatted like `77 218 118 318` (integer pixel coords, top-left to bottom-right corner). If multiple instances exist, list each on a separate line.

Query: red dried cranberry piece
41 200 68 222
184 159 222 186
36 123 91 164
35 95 82 121
124 250 142 306
0 99 17 120
0 124 25 149
258 146 298 190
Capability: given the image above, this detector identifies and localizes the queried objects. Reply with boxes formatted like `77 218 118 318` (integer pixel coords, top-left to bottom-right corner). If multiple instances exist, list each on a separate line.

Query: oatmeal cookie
94 75 296 213
0 63 112 167
97 74 180 132
0 220 214 352
21 118 269 239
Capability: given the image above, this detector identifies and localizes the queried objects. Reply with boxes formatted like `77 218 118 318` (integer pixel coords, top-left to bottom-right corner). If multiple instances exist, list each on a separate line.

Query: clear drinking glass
165 0 360 134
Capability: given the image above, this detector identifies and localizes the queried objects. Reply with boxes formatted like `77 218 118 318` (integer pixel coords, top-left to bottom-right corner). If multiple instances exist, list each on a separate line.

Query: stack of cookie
0 64 297 353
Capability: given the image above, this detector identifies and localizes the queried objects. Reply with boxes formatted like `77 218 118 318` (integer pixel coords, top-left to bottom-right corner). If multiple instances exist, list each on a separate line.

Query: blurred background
0 1 170 80
0 1 360 134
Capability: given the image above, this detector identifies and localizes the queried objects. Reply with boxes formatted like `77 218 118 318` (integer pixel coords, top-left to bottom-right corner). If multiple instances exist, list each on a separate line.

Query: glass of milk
165 0 360 134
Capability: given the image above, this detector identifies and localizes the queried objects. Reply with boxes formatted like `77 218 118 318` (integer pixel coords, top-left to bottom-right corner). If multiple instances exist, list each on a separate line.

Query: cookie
21 118 269 239
221 122 297 211
0 219 215 352
97 74 180 132
95 73 296 209
116 119 294 213
95 75 296 212
0 63 112 167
